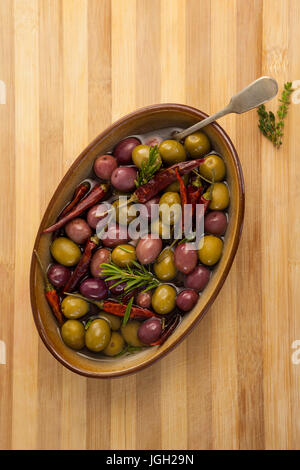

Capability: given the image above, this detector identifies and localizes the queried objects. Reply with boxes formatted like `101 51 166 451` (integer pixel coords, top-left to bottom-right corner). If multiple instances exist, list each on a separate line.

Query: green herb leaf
122 296 134 327
100 261 160 294
119 246 133 253
85 319 93 330
257 81 293 148
135 146 162 187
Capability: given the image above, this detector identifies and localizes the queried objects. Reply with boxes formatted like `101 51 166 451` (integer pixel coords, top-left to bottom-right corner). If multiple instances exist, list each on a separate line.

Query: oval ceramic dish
30 104 244 378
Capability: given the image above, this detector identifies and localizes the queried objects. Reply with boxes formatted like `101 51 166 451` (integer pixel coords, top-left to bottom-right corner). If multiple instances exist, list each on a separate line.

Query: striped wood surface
0 0 300 450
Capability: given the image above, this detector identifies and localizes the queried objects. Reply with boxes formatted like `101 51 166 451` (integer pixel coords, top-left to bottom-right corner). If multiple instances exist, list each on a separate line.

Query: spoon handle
174 105 232 141
174 76 278 141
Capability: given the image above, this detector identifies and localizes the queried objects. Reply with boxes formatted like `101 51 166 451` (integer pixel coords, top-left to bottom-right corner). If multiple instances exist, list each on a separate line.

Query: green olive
154 250 177 281
151 218 172 239
165 174 188 192
159 191 181 207
132 144 161 168
159 191 181 226
98 312 121 331
208 182 229 210
103 332 125 356
121 320 144 347
152 284 176 315
61 296 89 319
159 140 186 165
111 244 136 268
184 131 211 157
50 237 81 267
85 319 111 352
61 320 85 350
112 198 136 225
198 235 223 266
199 154 226 182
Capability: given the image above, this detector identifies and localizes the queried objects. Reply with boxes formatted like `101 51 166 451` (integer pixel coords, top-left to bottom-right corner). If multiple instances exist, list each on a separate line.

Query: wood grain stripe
262 0 292 450
210 0 239 450
236 0 265 450
37 0 63 450
61 0 88 450
186 0 213 451
12 0 40 450
288 0 300 450
0 0 15 451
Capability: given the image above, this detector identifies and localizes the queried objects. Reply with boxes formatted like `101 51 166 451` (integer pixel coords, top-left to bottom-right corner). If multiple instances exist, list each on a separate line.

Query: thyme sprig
257 81 293 148
135 145 162 187
100 260 160 294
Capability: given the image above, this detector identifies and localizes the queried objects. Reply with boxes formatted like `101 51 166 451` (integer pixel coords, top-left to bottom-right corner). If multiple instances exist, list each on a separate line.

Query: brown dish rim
30 103 245 378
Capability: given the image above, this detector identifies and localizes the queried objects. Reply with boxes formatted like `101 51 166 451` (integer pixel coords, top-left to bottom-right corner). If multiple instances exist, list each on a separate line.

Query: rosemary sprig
257 81 293 148
122 296 134 326
135 145 162 187
100 260 160 294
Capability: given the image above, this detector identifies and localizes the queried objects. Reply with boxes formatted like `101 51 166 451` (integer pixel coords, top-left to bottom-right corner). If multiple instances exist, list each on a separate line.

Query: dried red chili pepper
34 250 64 325
43 183 109 233
101 300 160 319
59 181 90 219
175 168 187 230
132 158 204 203
150 313 181 346
52 181 91 240
63 235 100 293
187 175 203 216
65 293 160 319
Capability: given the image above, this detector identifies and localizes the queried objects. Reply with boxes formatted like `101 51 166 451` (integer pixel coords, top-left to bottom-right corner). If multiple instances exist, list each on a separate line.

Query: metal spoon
174 76 278 141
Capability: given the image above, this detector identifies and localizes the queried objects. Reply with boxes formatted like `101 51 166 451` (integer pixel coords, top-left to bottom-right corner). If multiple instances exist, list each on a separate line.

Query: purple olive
87 203 110 230
111 166 138 192
136 291 152 308
65 218 92 244
137 318 162 345
107 280 127 295
102 224 130 248
113 137 141 164
204 211 228 235
47 264 71 288
80 278 108 300
144 135 163 147
90 248 111 278
176 289 199 312
142 196 160 220
174 243 198 274
184 265 211 291
136 235 162 264
94 154 118 180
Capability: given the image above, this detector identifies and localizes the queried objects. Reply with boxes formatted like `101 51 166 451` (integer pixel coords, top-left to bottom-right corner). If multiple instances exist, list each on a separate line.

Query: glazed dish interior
30 105 244 378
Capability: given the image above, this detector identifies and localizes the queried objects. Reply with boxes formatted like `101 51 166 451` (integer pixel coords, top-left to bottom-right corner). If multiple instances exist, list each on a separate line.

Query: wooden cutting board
0 0 299 450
